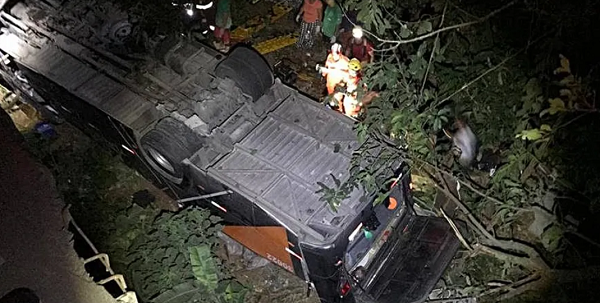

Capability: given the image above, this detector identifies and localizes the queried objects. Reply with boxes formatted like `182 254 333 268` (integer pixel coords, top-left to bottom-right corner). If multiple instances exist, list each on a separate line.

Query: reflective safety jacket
323 53 349 95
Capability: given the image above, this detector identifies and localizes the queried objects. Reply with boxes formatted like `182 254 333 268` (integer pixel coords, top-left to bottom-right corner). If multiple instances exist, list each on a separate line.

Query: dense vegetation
330 0 600 300
25 132 246 303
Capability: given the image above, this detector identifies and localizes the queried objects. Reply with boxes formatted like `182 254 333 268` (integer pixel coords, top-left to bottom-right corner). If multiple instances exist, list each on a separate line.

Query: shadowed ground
0 109 116 303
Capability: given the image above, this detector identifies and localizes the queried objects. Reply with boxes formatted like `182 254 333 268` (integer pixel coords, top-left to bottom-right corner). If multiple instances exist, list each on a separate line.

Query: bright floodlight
186 8 194 16
196 1 213 10
352 26 363 39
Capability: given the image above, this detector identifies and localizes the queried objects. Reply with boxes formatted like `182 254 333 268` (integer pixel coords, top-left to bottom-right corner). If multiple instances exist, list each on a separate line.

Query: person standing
345 26 375 65
341 58 363 117
321 0 342 43
318 43 349 109
213 0 232 52
295 0 323 51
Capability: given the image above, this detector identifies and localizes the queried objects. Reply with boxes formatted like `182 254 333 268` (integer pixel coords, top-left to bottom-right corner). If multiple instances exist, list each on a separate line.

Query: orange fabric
323 53 349 95
223 226 294 272
341 73 363 117
302 0 323 23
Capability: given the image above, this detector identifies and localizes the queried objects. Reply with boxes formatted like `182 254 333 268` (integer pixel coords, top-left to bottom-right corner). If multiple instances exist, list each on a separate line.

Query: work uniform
323 53 349 95
342 72 363 117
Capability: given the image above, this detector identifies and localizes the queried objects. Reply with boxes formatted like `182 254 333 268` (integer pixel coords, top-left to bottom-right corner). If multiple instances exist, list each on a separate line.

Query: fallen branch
419 159 511 211
432 178 501 247
475 241 550 271
477 273 542 299
440 207 473 251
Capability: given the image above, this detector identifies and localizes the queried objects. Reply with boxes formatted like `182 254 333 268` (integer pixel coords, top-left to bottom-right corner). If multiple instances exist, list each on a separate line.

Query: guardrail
66 205 139 303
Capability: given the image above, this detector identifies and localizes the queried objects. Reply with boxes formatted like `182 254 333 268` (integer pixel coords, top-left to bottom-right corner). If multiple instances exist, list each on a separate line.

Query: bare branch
432 29 554 110
435 52 521 107
369 0 518 49
477 273 542 299
431 174 501 246
419 2 448 100
440 207 473 251
474 243 548 271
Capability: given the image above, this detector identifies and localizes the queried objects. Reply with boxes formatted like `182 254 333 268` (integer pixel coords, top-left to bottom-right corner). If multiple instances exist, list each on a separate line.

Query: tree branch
434 51 521 107
419 2 448 100
477 273 542 299
475 243 546 271
430 174 502 246
440 207 473 251
369 0 518 49
431 29 554 111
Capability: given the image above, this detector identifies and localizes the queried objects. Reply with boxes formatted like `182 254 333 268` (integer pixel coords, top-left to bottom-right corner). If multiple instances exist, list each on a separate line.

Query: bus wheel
140 117 202 184
215 46 274 102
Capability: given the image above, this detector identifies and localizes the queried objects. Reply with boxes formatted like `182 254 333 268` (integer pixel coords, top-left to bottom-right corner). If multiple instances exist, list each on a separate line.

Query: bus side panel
187 166 306 279
253 202 304 279
13 64 174 190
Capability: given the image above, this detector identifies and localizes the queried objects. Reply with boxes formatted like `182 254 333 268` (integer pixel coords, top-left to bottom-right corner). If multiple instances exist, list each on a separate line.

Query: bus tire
140 117 201 184
215 46 273 101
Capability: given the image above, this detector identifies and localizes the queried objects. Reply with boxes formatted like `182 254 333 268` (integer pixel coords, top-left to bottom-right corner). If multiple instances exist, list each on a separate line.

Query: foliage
24 132 246 303
189 245 220 291
332 0 598 270
126 207 227 301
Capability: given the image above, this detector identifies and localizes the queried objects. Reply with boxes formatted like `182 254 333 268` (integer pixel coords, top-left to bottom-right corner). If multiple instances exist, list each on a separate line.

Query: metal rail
67 205 139 303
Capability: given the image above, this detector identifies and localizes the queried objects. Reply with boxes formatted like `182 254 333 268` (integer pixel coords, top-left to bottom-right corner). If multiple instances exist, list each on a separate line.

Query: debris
230 3 293 41
254 34 298 55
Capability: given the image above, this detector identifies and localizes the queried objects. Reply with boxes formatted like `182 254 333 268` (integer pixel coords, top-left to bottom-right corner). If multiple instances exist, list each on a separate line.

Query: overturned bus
0 1 461 302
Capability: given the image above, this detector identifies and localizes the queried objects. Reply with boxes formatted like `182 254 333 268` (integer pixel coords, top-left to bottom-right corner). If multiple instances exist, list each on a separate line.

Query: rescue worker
444 120 478 167
339 58 379 118
341 58 363 118
344 26 375 65
319 43 349 107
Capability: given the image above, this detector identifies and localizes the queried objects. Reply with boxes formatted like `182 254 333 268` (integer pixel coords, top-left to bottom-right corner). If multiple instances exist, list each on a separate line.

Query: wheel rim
147 147 175 175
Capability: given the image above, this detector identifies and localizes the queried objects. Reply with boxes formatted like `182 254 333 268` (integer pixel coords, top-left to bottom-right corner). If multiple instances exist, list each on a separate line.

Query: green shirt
321 4 342 38
215 0 232 29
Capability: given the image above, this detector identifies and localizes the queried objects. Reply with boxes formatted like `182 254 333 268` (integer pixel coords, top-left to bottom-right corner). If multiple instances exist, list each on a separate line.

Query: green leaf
400 25 412 38
189 245 220 292
540 124 552 132
516 129 543 141
548 98 566 115
541 224 564 252
416 21 433 35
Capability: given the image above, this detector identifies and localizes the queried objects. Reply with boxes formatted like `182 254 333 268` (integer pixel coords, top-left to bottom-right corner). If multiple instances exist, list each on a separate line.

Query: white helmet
352 26 364 39
331 43 342 54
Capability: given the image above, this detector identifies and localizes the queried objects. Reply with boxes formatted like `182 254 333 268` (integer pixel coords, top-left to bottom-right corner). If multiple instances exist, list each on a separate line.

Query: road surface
0 109 116 303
